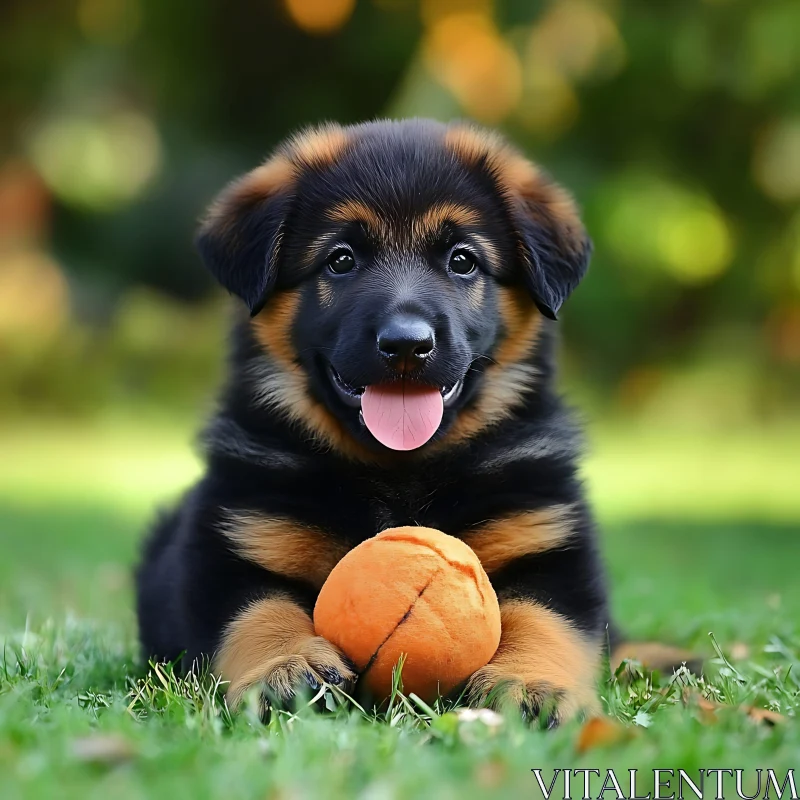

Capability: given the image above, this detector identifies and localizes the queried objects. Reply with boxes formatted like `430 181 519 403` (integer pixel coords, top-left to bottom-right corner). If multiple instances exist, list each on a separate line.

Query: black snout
377 314 435 366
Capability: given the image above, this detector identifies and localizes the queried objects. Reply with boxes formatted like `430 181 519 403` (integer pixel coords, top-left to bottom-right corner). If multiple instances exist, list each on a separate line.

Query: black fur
196 172 292 315
515 199 592 320
136 119 610 711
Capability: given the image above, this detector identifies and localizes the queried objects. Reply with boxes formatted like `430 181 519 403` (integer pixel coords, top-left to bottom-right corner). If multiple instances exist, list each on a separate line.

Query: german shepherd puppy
136 119 609 723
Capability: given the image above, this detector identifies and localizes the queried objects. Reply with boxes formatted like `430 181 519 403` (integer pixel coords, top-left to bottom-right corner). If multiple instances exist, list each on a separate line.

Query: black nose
377 315 435 365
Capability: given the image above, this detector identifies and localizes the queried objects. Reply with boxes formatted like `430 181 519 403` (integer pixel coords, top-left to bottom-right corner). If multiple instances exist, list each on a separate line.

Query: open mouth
325 361 469 451
327 364 364 409
326 363 464 410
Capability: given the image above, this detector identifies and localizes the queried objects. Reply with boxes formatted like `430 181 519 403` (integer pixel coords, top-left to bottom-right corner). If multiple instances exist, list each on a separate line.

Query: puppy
136 119 609 722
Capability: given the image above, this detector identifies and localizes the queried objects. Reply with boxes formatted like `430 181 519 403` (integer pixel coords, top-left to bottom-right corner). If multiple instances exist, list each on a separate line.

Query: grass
1 417 799 799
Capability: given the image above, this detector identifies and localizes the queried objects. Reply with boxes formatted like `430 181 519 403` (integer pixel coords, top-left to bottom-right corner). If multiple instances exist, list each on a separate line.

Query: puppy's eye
327 250 355 274
449 250 477 276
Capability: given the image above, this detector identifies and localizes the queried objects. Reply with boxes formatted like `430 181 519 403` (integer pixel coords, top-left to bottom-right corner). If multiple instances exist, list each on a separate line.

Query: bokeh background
1 0 799 645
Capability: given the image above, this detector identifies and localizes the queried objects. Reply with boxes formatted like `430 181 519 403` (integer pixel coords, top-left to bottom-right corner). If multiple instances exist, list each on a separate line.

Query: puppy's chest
365 478 431 531
361 472 471 537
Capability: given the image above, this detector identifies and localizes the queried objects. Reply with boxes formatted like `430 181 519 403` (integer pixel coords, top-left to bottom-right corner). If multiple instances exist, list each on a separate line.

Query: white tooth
442 380 462 403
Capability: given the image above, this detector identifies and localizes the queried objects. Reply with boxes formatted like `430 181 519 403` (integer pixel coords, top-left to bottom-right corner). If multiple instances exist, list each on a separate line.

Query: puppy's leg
216 594 355 709
459 504 607 723
466 599 601 724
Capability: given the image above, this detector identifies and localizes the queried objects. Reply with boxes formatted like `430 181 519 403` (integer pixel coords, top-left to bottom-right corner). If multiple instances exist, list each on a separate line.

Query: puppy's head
197 119 590 457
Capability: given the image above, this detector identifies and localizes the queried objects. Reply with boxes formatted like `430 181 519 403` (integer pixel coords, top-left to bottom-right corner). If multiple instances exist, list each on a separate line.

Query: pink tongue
361 383 444 451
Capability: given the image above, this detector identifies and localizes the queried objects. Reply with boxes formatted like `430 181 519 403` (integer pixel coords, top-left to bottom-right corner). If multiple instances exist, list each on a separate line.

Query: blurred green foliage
0 0 798 421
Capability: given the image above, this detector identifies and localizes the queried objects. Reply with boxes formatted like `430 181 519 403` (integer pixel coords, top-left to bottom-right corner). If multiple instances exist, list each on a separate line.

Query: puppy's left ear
507 162 592 320
195 156 294 316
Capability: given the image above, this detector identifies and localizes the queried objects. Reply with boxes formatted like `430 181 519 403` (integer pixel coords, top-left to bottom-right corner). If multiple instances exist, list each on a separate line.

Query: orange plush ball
313 526 501 702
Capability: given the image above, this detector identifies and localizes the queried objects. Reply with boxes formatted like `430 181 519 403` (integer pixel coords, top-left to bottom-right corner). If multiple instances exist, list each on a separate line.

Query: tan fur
251 292 383 463
462 505 575 574
466 274 486 311
469 233 501 274
200 155 294 242
219 511 350 589
317 277 334 308
252 291 300 369
327 199 383 235
445 122 583 256
288 123 350 171
412 202 482 241
252 240 540 458
215 595 355 706
250 357 381 462
494 285 544 365
328 199 487 253
201 124 349 246
230 156 295 206
431 286 541 449
222 122 579 460
495 150 584 257
443 125 507 169
301 231 342 271
432 127 583 446
466 599 601 721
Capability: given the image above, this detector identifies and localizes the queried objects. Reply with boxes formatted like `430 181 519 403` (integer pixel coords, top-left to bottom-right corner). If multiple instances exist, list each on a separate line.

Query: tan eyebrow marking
412 202 483 241
327 200 383 235
322 197 499 282
326 200 487 251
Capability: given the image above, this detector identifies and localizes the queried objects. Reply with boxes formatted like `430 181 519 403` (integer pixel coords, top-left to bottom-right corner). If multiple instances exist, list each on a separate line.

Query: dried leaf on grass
680 688 785 726
575 716 631 753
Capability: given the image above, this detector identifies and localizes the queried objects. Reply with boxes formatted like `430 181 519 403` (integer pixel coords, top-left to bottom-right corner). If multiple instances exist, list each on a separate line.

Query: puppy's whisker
296 346 337 357
467 353 497 374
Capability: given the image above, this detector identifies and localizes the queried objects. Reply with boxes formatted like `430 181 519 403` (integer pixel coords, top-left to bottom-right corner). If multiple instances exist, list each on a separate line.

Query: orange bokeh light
284 0 356 35
423 12 521 123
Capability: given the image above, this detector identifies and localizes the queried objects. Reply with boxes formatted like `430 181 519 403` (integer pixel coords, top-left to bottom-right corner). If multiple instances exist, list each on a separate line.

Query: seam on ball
359 568 440 681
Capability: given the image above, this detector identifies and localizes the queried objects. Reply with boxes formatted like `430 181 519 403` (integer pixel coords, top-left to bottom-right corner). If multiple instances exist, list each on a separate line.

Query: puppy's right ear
195 156 294 316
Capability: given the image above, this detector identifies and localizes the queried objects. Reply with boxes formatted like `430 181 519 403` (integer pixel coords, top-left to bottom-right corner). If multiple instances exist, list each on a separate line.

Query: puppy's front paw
257 636 356 709
216 596 358 713
466 666 564 727
463 599 601 726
